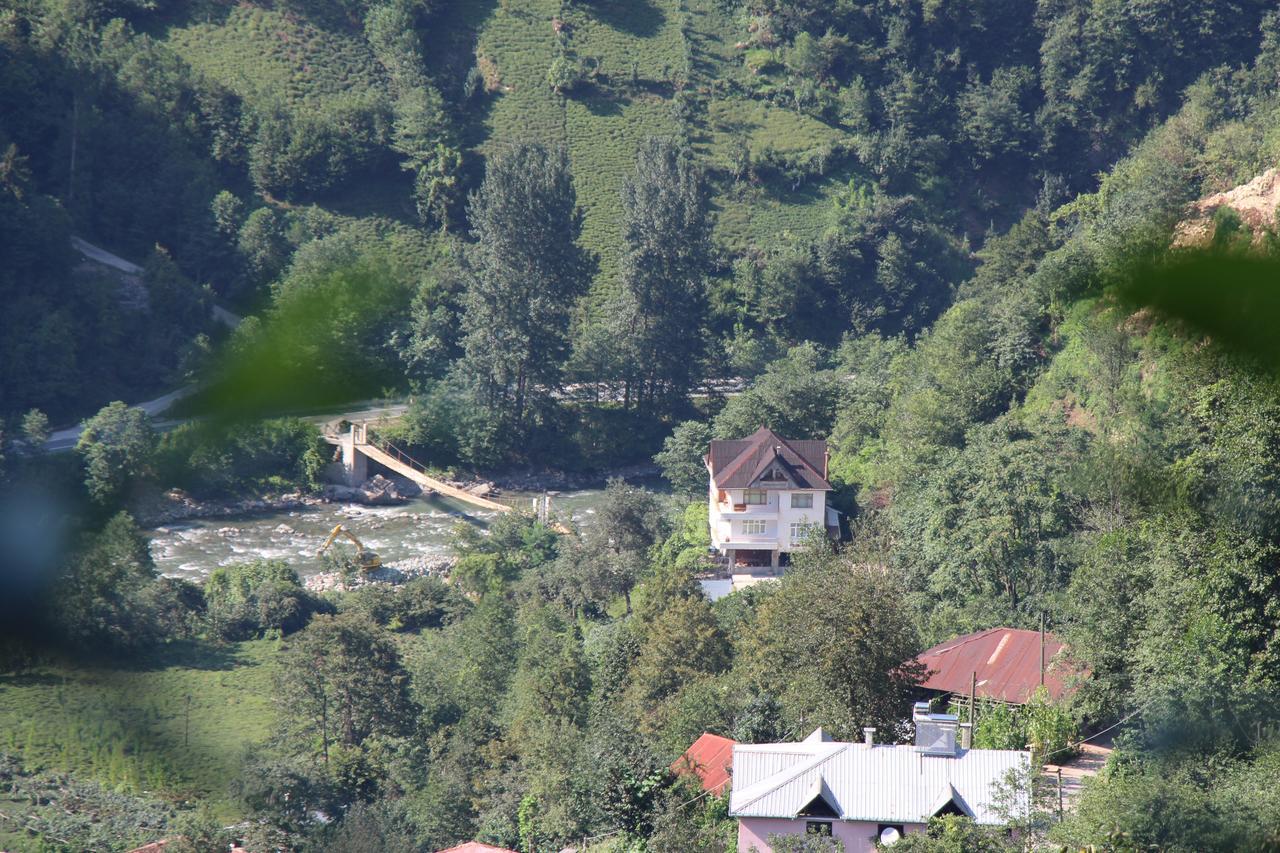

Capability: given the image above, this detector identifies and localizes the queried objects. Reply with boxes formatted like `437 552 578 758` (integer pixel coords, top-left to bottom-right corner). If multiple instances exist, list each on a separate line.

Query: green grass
155 0 864 286
0 639 278 819
167 5 387 114
710 165 857 251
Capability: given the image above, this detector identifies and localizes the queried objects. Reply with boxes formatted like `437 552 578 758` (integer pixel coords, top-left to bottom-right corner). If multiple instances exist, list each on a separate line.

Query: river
147 488 609 583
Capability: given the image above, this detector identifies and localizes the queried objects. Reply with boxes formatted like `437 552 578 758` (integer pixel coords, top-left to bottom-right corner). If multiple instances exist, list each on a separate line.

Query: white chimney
959 722 972 750
863 727 876 747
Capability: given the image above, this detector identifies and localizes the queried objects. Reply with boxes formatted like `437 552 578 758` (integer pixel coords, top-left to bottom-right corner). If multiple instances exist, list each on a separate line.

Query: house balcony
720 533 780 548
716 501 778 517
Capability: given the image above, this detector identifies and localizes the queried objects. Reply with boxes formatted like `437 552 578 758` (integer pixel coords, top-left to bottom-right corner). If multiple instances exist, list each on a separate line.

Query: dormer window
744 489 767 505
761 466 786 481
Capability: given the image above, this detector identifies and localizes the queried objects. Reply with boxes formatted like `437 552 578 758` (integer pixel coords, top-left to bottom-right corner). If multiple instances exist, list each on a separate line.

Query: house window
806 821 833 837
742 520 766 535
790 493 813 508
789 522 806 541
744 489 767 505
762 466 786 481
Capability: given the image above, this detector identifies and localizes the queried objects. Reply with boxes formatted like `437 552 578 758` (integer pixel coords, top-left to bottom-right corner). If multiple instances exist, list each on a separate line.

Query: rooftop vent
913 702 959 757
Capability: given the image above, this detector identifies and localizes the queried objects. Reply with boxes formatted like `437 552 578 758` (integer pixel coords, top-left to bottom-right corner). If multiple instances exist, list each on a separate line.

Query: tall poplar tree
459 143 590 437
610 138 710 410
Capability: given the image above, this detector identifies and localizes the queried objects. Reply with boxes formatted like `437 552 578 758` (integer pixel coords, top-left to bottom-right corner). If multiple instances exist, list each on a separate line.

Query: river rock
303 555 456 593
274 523 295 534
322 474 406 506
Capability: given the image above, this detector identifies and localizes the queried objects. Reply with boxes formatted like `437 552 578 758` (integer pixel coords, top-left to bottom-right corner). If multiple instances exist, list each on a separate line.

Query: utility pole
1057 767 1064 820
969 671 976 728
1040 611 1046 687
68 96 79 207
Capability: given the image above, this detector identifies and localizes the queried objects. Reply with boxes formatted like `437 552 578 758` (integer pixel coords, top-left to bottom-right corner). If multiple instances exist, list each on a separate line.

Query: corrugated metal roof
729 739 1028 825
672 732 736 793
915 627 1084 704
435 843 518 853
707 427 832 490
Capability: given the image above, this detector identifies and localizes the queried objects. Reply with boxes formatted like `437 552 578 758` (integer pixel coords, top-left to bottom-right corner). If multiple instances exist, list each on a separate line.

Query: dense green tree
204 560 322 640
743 552 926 739
654 420 713 496
593 138 710 409
509 604 591 737
236 207 292 288
76 401 156 504
51 512 198 649
577 480 669 613
892 415 1087 627
21 408 50 449
713 342 843 440
364 0 462 229
458 143 591 438
277 613 415 765
338 576 470 632
629 581 729 706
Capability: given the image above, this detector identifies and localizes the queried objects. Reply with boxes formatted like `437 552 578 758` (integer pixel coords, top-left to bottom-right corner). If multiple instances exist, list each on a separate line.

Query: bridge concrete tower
339 423 369 486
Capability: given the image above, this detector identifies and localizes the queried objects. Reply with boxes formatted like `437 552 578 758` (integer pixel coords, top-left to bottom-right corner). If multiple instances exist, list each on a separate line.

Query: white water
147 489 606 582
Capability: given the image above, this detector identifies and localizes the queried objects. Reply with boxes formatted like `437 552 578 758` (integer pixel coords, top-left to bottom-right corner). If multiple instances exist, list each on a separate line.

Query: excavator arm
316 524 381 570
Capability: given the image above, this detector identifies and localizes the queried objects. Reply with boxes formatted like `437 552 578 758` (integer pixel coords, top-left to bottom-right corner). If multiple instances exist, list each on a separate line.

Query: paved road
43 238 253 452
44 394 412 453
71 235 242 328
44 386 196 452
72 235 143 274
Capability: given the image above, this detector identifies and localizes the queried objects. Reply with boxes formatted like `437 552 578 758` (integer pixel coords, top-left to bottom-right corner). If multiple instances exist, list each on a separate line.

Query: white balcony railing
722 533 779 546
717 501 778 516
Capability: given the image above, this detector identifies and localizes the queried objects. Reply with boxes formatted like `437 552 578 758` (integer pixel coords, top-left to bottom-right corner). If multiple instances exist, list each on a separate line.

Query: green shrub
205 560 325 640
157 418 326 497
338 577 470 631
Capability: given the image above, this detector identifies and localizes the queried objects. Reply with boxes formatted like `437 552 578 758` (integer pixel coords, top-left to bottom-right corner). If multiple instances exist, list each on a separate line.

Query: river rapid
146 489 608 583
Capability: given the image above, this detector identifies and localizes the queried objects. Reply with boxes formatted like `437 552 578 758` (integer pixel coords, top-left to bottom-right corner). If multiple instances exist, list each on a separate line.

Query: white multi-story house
706 427 837 569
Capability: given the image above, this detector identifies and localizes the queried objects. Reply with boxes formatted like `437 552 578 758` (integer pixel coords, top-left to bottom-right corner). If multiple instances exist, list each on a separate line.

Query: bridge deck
357 442 514 513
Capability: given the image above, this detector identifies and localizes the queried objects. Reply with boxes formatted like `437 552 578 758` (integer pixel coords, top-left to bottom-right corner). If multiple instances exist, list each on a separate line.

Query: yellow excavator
316 524 382 571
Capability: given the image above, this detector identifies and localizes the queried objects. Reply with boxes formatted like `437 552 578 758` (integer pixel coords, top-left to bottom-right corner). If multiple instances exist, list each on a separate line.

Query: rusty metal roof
914 627 1083 704
436 843 518 853
707 427 831 490
672 732 736 793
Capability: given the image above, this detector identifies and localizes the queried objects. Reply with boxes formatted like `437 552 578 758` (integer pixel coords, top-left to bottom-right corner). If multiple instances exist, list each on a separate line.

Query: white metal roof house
729 703 1029 852
706 427 839 570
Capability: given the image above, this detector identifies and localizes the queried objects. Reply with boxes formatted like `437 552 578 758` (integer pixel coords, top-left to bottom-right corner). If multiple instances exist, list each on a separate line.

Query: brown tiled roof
671 732 736 793
913 627 1086 704
707 427 831 490
436 843 519 853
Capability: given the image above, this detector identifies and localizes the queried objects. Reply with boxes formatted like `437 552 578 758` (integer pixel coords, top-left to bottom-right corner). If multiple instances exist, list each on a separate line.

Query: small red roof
436 843 518 853
914 627 1084 704
671 732 735 793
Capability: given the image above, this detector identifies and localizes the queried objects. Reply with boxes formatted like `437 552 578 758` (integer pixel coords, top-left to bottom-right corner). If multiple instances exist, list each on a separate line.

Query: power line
1041 703 1146 763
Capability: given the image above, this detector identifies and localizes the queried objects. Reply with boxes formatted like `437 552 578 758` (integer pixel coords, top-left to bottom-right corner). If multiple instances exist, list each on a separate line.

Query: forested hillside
5 0 1280 851
3 0 1272 425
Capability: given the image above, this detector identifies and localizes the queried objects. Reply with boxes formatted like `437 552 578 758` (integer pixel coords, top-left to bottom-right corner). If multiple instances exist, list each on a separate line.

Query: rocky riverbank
304 554 456 592
135 487 325 527
487 462 660 492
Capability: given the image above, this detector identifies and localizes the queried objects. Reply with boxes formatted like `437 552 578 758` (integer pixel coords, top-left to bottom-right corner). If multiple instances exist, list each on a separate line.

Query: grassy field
148 0 860 280
0 639 278 819
166 4 388 113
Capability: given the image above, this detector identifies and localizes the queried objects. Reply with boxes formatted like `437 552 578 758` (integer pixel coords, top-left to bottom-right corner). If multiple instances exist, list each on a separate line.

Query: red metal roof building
913 627 1084 704
671 732 736 793
436 843 518 853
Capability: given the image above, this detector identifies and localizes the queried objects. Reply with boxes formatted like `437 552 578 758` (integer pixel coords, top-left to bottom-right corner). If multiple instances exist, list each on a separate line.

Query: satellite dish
880 826 902 846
